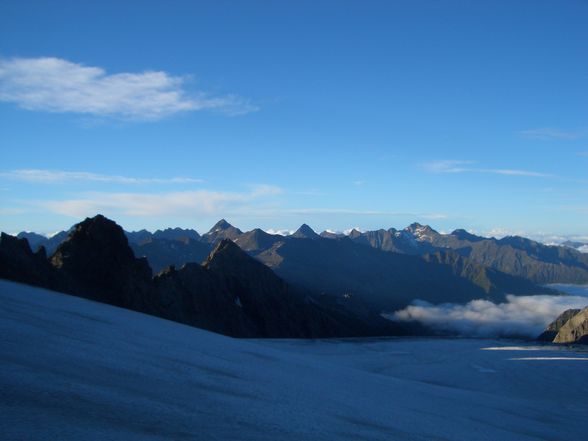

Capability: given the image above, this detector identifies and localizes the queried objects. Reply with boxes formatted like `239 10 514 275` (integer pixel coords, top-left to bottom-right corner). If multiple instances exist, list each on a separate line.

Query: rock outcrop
553 307 588 344
537 308 582 342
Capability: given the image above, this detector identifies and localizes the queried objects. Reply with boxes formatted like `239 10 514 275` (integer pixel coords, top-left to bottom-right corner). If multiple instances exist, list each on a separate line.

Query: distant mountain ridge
6 217 562 316
1 215 397 338
18 221 588 285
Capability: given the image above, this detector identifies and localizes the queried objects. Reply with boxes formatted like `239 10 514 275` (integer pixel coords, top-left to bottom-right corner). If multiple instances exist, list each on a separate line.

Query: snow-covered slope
1 279 587 441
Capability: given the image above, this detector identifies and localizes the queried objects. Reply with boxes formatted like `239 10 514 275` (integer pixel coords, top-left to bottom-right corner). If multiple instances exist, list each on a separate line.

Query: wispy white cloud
422 160 552 178
519 128 583 140
0 57 257 120
36 185 282 218
352 180 366 186
388 294 588 338
421 160 475 174
578 152 588 157
0 169 204 185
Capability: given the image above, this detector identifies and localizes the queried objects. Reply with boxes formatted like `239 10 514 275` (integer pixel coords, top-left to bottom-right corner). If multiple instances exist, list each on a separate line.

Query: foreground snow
1 280 587 441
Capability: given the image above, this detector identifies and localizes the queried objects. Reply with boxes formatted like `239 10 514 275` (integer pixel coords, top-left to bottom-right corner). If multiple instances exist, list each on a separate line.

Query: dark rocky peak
347 228 363 239
125 229 153 245
321 230 344 239
44 215 158 310
52 214 135 265
16 231 47 250
291 223 320 239
2 232 35 256
16 229 70 254
205 239 250 268
245 228 272 239
234 228 280 251
204 238 279 283
209 219 234 233
50 215 153 307
153 227 200 242
0 232 55 287
451 229 485 242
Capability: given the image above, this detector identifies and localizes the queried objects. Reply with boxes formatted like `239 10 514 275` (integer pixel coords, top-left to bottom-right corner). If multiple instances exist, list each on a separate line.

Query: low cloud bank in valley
388 294 588 338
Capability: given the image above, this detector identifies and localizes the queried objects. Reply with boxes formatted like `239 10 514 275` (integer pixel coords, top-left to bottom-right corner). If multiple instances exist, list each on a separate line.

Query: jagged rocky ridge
10 218 565 314
1 215 397 338
354 223 588 284
23 220 588 284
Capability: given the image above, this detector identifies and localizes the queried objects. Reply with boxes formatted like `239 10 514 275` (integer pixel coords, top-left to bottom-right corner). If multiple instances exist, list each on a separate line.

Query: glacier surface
1 279 587 440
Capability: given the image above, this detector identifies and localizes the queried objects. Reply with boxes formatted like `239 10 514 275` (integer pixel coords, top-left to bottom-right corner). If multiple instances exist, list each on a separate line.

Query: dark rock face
155 240 356 338
553 307 588 344
538 308 582 342
15 232 47 250
0 233 56 288
51 215 157 311
17 230 69 255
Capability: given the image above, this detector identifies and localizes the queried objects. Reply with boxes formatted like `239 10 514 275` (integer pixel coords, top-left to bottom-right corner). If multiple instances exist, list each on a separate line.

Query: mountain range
5 215 588 338
2 215 401 338
19 220 588 285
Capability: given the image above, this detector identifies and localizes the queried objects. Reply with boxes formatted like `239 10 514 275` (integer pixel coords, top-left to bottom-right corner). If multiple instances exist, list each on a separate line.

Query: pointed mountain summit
203 219 243 243
291 224 320 239
210 219 232 232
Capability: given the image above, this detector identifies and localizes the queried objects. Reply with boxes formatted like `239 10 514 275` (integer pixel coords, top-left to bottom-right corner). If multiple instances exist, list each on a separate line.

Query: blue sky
1 0 587 239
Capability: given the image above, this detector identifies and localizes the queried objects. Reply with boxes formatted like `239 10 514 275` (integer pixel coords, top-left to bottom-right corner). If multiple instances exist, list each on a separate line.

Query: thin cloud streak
0 57 257 120
422 160 552 178
519 128 583 140
24 186 447 222
0 169 204 185
37 185 282 218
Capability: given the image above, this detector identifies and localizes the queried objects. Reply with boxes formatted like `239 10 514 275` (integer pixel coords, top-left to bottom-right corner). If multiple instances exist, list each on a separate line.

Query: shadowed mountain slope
2 215 395 338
